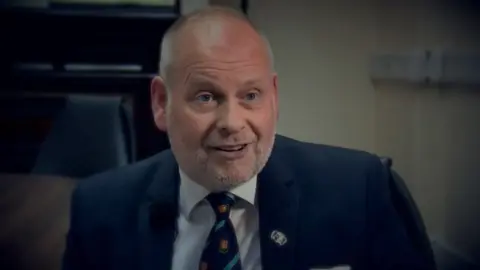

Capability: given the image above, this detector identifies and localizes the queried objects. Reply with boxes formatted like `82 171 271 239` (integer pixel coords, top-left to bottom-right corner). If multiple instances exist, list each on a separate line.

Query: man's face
154 23 278 191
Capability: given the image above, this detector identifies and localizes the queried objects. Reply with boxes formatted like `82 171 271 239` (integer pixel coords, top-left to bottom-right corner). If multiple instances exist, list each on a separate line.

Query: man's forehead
188 71 267 85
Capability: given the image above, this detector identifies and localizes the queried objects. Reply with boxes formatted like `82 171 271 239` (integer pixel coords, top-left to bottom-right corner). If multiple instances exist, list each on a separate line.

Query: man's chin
207 169 254 190
208 179 250 192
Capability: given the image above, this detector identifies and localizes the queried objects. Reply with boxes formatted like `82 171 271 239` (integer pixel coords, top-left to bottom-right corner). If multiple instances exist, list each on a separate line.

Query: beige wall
250 0 378 151
248 0 480 263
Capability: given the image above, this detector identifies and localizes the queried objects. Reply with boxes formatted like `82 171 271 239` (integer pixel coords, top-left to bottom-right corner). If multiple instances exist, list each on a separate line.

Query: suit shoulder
71 150 172 211
274 135 386 204
275 134 380 168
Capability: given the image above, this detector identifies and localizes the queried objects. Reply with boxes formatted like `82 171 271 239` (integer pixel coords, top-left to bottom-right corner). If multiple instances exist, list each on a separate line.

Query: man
62 6 432 270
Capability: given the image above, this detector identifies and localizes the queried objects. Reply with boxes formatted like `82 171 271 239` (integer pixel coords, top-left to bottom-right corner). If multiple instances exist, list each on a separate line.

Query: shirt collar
178 169 257 219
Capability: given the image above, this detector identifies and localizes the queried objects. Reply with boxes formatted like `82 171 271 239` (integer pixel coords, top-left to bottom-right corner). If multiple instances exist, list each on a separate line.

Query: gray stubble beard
196 134 276 192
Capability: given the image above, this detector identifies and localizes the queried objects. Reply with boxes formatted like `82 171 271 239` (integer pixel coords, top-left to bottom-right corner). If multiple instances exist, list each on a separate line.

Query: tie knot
206 192 236 219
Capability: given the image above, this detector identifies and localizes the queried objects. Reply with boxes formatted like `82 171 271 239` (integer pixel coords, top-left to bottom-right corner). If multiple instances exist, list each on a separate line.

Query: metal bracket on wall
370 49 480 87
182 0 248 15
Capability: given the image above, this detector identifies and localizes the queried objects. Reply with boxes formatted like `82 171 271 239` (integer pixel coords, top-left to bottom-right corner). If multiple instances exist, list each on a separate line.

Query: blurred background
0 0 479 269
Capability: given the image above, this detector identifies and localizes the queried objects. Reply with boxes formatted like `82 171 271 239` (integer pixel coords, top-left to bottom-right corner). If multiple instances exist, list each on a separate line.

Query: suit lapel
257 140 300 270
138 151 179 270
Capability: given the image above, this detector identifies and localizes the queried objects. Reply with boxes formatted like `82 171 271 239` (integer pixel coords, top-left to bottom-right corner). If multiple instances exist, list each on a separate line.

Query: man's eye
245 92 259 101
196 93 214 102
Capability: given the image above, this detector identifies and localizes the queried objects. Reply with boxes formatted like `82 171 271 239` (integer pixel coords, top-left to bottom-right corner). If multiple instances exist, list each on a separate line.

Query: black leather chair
0 95 66 173
380 157 437 270
31 95 136 178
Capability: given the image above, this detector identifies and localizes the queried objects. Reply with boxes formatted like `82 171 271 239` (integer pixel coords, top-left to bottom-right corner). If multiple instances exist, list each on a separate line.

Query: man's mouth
212 144 248 152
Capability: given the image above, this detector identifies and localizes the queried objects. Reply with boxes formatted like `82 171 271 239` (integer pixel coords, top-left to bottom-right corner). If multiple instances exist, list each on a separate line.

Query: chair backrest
31 95 136 178
0 95 65 173
380 157 437 270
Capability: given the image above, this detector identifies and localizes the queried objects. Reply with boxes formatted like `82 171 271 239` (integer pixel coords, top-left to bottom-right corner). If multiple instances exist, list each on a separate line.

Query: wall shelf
0 3 179 160
0 5 179 20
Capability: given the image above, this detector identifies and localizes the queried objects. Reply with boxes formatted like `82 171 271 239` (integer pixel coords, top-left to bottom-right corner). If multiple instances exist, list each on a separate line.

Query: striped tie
199 192 242 270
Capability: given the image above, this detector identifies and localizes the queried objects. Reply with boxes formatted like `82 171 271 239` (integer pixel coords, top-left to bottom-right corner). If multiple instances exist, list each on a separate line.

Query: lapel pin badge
270 230 288 246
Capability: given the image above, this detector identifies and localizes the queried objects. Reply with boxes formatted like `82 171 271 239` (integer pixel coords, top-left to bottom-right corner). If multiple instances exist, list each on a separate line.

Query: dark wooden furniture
0 3 180 161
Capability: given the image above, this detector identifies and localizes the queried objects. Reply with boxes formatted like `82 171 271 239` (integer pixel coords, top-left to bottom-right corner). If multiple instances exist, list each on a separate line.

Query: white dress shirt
171 170 262 270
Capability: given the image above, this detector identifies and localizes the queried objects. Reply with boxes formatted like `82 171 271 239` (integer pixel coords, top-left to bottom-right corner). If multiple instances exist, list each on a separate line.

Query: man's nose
216 101 245 136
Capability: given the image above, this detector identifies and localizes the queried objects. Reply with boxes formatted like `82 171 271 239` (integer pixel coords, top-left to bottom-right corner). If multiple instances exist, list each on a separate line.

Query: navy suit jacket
62 135 430 270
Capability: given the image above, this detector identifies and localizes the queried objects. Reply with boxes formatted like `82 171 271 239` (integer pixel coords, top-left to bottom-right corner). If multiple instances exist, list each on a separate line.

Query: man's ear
272 73 279 120
151 76 168 132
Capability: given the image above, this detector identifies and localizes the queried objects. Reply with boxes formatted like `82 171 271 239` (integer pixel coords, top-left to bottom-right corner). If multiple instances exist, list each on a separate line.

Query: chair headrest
380 156 393 168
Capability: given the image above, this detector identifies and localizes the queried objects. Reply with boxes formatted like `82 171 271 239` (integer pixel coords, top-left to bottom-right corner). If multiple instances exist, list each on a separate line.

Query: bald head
159 6 274 84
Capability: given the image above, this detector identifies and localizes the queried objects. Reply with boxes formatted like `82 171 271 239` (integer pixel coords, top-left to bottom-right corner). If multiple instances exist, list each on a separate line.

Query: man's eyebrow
185 70 220 82
187 77 219 90
243 78 262 87
186 75 264 88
